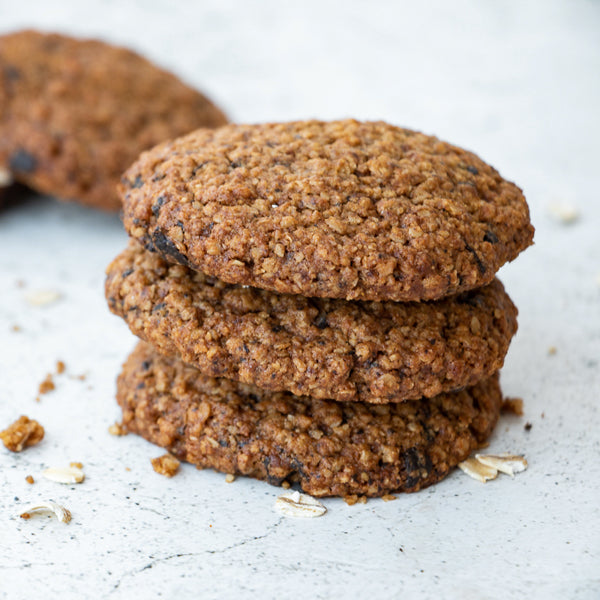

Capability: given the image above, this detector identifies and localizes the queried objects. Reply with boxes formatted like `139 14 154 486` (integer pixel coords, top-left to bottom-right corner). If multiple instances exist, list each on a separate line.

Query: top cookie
0 30 227 211
122 120 534 301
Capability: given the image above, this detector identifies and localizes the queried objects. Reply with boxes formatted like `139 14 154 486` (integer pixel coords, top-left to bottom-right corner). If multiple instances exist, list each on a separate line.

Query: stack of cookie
106 120 533 498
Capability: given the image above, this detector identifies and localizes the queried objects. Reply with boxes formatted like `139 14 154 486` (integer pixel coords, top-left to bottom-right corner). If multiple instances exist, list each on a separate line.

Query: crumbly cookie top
0 30 227 210
122 119 533 300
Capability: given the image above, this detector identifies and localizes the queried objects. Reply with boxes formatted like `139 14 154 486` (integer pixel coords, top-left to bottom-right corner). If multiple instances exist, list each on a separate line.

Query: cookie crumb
70 461 83 469
224 474 236 483
524 422 533 431
0 416 44 452
548 346 557 356
343 494 369 506
274 491 326 518
151 453 180 477
24 289 62 307
108 422 127 436
11 324 21 332
281 481 291 490
19 501 71 524
56 360 66 374
25 475 34 484
38 374 55 395
501 397 524 416
382 494 397 502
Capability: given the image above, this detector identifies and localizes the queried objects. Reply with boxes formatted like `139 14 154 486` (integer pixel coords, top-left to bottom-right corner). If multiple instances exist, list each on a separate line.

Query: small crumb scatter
344 494 368 506
125 467 131 472
501 397 524 416
548 346 557 356
382 494 397 502
225 474 235 483
70 462 83 469
108 422 127 436
151 453 180 477
548 201 579 224
24 289 62 307
0 416 44 452
11 325 21 332
19 501 71 524
25 475 34 484
56 361 66 374
38 374 55 395
524 422 533 431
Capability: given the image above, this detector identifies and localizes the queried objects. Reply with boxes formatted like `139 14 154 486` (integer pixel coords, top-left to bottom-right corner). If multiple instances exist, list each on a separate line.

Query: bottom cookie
117 342 503 497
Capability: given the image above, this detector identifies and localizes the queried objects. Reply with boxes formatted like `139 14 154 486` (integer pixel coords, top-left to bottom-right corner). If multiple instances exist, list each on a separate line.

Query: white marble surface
0 1 599 598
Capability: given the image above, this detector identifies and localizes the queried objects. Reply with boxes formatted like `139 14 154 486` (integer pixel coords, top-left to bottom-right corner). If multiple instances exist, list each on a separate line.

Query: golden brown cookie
117 342 503 497
0 30 227 211
106 241 517 403
122 120 533 300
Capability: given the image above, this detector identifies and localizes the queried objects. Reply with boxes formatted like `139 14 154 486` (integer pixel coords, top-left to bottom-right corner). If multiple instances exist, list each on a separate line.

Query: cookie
0 30 227 211
106 240 517 403
121 119 534 301
117 342 503 497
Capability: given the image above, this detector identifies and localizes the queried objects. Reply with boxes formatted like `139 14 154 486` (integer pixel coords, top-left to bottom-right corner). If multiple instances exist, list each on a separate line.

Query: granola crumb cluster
151 453 180 477
0 416 44 452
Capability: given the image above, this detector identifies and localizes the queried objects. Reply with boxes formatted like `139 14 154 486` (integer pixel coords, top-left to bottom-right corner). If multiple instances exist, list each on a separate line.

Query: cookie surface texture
122 119 533 300
117 342 503 497
107 241 518 403
0 30 227 210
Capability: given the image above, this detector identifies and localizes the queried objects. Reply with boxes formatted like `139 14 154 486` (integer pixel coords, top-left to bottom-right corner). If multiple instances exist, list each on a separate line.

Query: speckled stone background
0 2 599 599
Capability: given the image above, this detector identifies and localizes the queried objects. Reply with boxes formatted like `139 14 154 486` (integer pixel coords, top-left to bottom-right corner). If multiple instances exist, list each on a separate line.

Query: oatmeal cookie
122 119 533 300
116 342 503 497
0 30 227 211
106 241 517 403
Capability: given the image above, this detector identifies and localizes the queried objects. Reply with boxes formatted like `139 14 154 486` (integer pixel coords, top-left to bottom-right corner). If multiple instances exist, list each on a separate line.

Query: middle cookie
106 241 518 404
